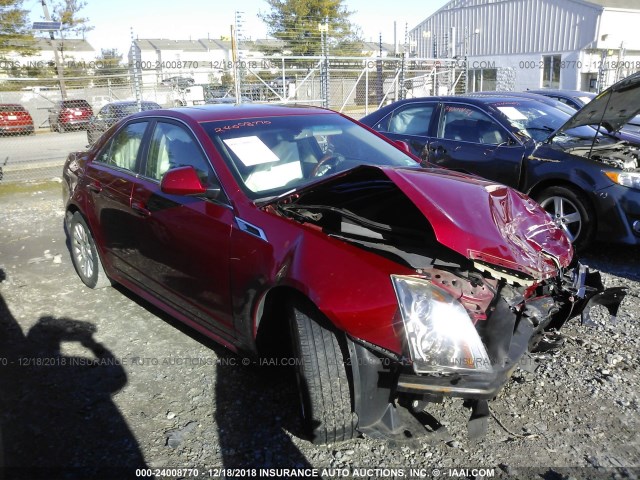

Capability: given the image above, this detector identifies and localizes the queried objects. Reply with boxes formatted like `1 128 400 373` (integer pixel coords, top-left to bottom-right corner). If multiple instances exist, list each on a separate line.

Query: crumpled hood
381 167 573 280
275 165 573 281
553 72 640 135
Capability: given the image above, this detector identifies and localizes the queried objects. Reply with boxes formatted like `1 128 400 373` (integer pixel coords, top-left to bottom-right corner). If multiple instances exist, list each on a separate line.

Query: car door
426 102 525 187
371 102 437 156
129 119 236 337
82 120 151 276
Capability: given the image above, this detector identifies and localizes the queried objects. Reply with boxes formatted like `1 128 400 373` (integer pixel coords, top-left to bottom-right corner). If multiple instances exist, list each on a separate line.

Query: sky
27 0 449 55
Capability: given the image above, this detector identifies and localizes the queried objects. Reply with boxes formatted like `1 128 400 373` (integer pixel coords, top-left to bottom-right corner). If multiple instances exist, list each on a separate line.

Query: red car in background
62 104 624 444
49 99 93 132
0 104 34 136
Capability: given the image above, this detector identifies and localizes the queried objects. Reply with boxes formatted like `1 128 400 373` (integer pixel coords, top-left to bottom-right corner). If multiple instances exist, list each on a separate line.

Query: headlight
391 275 491 375
604 171 640 190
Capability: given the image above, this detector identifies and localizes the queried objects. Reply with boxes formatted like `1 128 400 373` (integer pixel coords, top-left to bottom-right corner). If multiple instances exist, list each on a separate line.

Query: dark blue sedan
360 73 640 249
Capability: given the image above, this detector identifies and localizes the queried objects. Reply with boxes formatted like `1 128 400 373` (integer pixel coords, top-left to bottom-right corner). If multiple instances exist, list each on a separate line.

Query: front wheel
68 212 111 289
288 300 357 444
535 185 595 250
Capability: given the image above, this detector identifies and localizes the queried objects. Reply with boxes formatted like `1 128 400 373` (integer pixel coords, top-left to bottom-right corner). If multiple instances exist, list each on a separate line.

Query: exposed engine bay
557 138 640 171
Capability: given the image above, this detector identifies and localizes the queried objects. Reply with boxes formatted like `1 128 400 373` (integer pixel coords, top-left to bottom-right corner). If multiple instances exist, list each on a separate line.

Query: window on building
468 69 497 92
542 55 561 88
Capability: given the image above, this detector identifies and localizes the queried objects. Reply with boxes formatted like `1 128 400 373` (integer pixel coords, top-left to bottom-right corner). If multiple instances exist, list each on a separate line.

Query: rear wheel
68 212 111 289
536 185 594 250
288 300 357 444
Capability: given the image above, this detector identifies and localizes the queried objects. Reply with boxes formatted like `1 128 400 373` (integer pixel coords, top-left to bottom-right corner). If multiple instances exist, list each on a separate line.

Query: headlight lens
604 171 640 190
391 275 491 374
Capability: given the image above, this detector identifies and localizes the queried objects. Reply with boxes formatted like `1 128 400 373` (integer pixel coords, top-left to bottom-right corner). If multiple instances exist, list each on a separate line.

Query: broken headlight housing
391 275 492 375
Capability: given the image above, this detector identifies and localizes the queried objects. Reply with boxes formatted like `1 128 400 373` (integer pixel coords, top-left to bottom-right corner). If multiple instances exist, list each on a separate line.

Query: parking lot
0 130 88 183
0 181 639 479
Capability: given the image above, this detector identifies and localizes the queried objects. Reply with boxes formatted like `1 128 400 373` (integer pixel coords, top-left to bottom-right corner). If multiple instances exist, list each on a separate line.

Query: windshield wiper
519 125 556 134
254 188 297 207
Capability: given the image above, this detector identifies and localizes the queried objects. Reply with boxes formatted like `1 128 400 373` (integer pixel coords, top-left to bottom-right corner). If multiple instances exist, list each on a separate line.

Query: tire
288 300 357 444
535 185 595 250
68 212 111 289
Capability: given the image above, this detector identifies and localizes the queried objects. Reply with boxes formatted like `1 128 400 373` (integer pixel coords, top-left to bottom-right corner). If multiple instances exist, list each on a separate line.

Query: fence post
130 28 142 109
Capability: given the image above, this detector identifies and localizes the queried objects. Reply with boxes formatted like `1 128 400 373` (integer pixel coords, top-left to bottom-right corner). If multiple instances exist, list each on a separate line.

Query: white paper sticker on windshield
497 106 527 120
223 136 279 166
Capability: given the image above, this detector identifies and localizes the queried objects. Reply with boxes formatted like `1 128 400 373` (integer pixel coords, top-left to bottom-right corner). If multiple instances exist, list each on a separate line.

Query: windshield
488 100 599 142
202 113 418 200
576 95 594 105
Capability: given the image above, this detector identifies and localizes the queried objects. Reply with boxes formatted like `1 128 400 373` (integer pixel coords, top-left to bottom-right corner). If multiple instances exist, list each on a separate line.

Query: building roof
135 39 208 51
34 37 95 52
582 0 640 8
430 0 639 12
198 39 233 51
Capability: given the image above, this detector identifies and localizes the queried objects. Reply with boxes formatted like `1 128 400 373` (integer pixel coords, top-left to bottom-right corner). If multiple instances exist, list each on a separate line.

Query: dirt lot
0 181 639 480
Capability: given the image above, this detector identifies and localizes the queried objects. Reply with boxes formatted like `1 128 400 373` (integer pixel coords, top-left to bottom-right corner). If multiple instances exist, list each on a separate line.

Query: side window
439 104 509 145
145 122 212 184
387 105 435 136
96 121 147 171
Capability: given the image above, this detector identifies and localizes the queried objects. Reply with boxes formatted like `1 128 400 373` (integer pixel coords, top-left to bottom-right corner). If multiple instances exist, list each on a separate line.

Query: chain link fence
0 56 461 184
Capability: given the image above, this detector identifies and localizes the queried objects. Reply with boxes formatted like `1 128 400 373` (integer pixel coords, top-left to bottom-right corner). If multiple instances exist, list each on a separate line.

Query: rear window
62 100 91 108
0 105 26 112
112 102 160 116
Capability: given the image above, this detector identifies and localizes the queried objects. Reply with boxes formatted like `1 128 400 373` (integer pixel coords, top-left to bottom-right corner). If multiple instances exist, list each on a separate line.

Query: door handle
131 201 151 217
87 181 102 193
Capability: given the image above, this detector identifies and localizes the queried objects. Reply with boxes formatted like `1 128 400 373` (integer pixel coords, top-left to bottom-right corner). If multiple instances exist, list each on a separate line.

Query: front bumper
348 263 626 440
592 183 640 244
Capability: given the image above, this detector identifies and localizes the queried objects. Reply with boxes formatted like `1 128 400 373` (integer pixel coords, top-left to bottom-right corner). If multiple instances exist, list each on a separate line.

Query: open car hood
273 166 573 282
553 72 640 135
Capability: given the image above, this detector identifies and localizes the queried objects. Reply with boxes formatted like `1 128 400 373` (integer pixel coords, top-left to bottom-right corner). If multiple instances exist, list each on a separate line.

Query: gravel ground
0 181 639 480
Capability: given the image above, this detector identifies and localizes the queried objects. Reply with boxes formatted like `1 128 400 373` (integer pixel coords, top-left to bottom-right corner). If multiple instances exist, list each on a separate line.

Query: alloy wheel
72 222 95 279
539 195 582 242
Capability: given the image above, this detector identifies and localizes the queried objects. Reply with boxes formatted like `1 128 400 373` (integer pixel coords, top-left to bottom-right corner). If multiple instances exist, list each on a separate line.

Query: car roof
132 103 335 123
106 100 160 106
379 95 555 105
528 89 596 98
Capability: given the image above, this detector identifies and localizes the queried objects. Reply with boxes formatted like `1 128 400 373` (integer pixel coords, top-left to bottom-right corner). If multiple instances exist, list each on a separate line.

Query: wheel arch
527 179 598 248
528 179 597 219
254 285 329 356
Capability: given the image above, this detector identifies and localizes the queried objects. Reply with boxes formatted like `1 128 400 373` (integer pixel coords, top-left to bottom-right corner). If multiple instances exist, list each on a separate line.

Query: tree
52 0 93 39
94 48 128 86
0 0 36 56
259 0 362 56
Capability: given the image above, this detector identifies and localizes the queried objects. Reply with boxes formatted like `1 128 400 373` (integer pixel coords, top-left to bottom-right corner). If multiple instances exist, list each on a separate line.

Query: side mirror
160 166 207 196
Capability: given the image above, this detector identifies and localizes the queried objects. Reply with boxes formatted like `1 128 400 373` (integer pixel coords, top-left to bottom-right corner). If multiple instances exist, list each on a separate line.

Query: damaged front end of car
272 164 626 441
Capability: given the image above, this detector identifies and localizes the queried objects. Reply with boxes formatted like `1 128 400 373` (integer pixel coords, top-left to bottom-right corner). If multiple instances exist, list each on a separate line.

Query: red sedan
62 104 624 443
0 104 34 136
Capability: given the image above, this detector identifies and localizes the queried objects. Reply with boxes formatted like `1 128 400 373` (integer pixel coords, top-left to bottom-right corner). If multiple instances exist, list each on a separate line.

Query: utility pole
41 0 67 99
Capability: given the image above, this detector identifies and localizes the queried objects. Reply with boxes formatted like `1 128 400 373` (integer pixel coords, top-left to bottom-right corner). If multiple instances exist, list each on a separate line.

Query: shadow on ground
0 268 149 480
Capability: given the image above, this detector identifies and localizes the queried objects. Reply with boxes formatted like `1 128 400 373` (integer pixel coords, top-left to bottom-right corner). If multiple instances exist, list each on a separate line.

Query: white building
410 0 640 92
3 38 96 68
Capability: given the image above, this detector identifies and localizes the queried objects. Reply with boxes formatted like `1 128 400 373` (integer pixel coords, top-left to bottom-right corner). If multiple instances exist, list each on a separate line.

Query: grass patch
0 180 62 198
